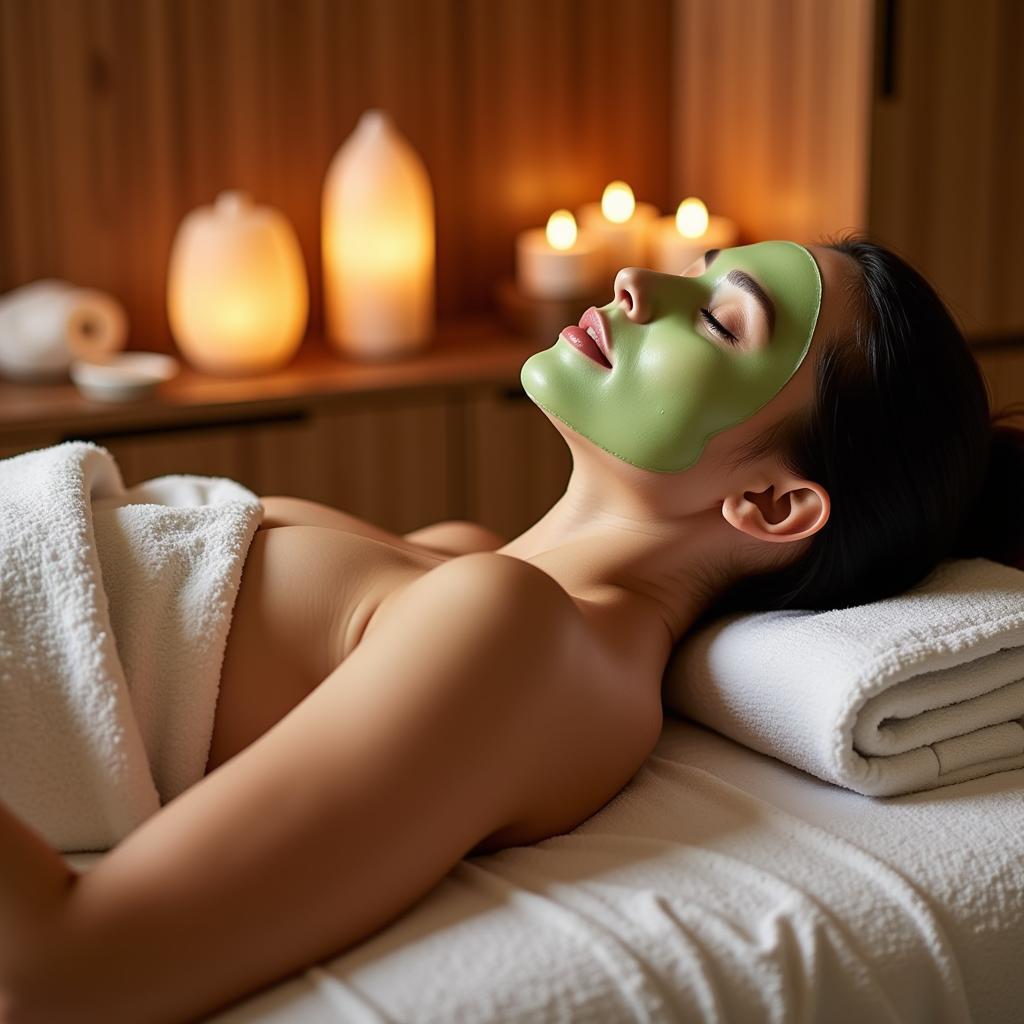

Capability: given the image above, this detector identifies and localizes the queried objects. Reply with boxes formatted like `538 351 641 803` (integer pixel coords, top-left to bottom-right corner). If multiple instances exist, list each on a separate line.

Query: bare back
206 521 445 774
4 504 668 1023
207 503 664 850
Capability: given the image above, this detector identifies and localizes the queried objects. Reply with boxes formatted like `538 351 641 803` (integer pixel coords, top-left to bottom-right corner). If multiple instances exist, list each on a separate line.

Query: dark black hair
710 234 1024 615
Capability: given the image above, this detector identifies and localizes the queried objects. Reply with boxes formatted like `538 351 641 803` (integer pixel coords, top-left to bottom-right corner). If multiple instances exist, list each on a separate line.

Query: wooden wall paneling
459 0 674 306
237 413 335 505
313 393 459 534
264 0 328 338
868 0 1024 337
975 348 1024 415
47 0 104 285
52 394 458 529
0 0 61 281
990 1 1024 336
465 388 571 541
131 0 179 350
90 424 248 487
0 434 61 461
244 0 462 329
0 386 461 531
0 0 678 345
349 0 462 319
0 4 14 286
672 0 873 244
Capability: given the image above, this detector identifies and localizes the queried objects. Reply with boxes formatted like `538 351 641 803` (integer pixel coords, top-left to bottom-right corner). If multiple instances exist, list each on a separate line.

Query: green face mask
520 240 822 473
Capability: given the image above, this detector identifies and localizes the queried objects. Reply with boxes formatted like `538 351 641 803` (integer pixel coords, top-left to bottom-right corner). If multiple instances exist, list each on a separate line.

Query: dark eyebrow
721 268 776 335
702 248 721 269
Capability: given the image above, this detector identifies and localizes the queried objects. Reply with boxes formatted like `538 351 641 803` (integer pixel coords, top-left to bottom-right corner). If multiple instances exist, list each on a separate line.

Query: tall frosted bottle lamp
322 110 435 359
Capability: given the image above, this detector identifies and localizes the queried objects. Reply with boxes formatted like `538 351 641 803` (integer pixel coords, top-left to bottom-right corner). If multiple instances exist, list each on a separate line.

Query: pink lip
559 307 613 369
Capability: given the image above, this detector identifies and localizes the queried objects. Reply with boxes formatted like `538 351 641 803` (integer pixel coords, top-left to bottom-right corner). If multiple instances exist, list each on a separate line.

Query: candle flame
546 209 578 250
676 197 709 239
601 181 636 224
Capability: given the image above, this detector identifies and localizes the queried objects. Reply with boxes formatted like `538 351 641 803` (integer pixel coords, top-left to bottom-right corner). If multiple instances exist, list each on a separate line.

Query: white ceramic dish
70 352 180 402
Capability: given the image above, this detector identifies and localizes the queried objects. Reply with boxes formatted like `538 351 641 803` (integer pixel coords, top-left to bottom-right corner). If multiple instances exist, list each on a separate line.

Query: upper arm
48 554 579 1022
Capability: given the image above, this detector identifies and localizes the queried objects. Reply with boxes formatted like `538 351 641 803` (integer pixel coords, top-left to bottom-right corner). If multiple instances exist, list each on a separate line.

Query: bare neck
496 480 734 667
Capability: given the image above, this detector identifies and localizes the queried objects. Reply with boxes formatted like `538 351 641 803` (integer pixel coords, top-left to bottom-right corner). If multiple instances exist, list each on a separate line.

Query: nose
613 267 657 324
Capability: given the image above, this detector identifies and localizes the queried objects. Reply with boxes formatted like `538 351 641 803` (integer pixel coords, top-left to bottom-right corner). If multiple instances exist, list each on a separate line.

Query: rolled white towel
662 558 1024 796
0 279 128 380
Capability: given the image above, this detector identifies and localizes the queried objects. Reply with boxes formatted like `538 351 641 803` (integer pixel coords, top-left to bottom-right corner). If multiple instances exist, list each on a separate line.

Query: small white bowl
70 352 180 402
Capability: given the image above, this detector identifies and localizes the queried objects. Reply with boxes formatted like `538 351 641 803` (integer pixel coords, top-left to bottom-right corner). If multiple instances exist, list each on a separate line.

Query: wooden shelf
0 318 542 437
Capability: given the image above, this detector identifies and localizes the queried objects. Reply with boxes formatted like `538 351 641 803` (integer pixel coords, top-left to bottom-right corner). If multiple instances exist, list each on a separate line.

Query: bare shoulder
367 553 663 850
363 551 582 648
413 550 572 598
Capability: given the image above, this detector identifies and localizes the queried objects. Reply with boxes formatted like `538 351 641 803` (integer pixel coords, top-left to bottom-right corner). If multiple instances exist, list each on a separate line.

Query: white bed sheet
71 718 1024 1023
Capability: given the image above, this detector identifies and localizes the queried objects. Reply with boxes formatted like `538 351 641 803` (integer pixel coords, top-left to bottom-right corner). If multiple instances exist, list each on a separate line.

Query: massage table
68 715 1024 1023
12 443 1016 1020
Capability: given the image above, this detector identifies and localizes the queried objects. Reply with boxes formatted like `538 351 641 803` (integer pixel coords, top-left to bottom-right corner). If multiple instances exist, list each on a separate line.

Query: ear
721 478 830 544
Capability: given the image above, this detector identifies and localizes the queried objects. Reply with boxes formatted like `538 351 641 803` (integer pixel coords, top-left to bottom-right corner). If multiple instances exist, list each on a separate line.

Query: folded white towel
662 558 1024 796
0 441 262 851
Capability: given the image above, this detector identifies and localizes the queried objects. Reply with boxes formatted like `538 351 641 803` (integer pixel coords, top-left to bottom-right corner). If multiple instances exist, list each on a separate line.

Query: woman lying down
2 238 1021 1022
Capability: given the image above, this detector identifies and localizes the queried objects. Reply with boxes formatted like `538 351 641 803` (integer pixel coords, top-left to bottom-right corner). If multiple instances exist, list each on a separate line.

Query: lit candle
577 181 659 278
649 197 739 274
167 190 309 376
322 109 435 359
515 209 604 300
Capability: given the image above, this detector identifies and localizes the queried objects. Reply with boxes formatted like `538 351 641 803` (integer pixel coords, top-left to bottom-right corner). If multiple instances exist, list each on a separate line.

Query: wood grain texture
3 0 1019 353
868 0 1024 337
466 387 572 539
0 318 537 433
86 397 458 533
671 0 874 246
975 347 1024 417
0 321 558 535
0 0 673 354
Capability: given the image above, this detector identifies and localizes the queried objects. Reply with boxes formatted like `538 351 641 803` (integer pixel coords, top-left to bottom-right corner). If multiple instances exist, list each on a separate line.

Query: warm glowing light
168 190 308 375
601 181 636 224
676 197 710 239
323 109 435 358
546 209 578 250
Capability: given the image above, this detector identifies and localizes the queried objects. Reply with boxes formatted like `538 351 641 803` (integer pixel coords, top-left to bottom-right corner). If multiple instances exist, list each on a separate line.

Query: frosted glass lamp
167 190 309 375
322 109 435 359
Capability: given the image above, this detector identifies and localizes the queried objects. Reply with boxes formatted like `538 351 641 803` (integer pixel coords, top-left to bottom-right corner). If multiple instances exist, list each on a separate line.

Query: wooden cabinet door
311 395 462 534
89 421 260 488
465 386 571 541
79 413 313 493
868 0 1023 338
0 433 60 461
72 394 462 535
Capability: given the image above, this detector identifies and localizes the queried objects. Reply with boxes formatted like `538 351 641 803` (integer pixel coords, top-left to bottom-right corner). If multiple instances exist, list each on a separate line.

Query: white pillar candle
322 109 435 360
577 181 659 278
515 209 605 300
649 197 740 275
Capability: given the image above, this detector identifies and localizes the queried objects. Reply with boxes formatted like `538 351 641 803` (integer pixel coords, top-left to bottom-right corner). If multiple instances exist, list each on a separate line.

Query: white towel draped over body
0 441 262 851
663 558 1024 796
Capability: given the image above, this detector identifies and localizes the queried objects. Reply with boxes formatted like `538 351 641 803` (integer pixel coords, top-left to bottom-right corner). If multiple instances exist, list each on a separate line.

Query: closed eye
700 308 739 345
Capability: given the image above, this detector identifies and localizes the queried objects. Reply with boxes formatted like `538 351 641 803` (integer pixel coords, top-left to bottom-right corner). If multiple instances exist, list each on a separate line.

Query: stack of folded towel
0 442 262 851
663 557 1024 796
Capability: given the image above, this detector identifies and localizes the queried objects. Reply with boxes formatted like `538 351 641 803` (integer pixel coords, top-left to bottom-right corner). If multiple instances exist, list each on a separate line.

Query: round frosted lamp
167 191 309 375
